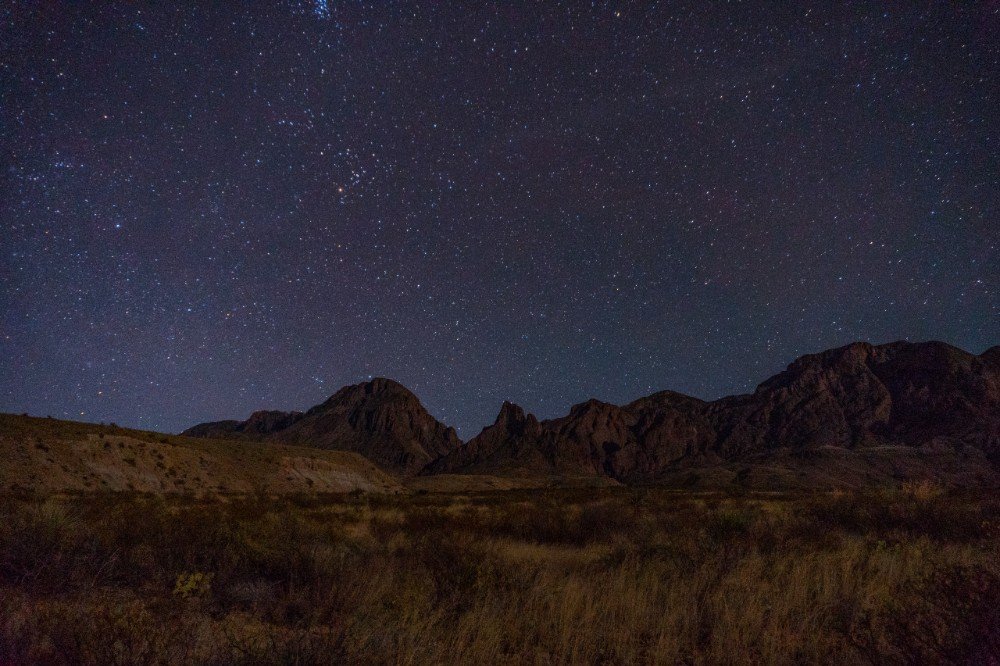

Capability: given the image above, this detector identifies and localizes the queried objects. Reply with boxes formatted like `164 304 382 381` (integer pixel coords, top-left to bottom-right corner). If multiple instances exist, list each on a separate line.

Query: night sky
2 2 997 438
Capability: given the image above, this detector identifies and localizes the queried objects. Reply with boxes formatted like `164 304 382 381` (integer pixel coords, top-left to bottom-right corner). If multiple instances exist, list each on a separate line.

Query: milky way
1 2 997 437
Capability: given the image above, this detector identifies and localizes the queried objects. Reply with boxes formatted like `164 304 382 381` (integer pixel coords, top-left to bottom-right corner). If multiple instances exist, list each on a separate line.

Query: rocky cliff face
183 378 459 475
436 341 1000 482
710 341 1000 457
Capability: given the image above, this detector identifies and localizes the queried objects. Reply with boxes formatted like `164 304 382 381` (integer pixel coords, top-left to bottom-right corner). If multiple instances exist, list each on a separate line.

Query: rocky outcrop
184 378 459 475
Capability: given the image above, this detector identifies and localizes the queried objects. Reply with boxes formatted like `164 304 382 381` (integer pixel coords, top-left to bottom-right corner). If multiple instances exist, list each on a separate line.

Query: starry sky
2 1 997 438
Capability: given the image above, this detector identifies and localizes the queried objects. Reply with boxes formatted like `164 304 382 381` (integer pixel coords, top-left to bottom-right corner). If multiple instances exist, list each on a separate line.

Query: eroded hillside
0 414 401 496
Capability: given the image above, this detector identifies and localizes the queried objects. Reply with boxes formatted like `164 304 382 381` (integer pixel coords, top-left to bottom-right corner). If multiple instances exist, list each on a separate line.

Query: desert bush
853 562 1000 663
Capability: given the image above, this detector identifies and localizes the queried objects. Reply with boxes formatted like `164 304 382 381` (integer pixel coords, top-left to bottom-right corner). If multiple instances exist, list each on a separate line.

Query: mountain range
183 340 1000 488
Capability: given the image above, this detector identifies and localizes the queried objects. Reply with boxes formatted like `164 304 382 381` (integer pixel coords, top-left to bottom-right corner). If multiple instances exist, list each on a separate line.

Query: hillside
0 414 401 495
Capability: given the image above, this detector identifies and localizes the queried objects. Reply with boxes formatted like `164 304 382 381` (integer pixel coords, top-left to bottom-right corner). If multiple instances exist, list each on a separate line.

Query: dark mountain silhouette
184 378 460 475
186 341 1000 485
432 341 1000 484
183 409 304 439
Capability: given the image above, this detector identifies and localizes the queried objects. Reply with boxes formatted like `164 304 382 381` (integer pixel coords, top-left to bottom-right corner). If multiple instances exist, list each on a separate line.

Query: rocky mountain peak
496 400 525 424
184 378 459 475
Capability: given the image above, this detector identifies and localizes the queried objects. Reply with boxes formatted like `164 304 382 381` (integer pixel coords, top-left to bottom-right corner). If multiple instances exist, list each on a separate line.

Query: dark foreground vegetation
1 485 998 664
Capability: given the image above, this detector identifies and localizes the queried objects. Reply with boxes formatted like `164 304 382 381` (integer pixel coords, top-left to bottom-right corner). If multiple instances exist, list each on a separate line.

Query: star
1 2 995 436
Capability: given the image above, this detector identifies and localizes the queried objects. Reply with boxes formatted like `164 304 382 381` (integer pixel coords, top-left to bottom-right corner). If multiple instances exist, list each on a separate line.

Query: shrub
173 571 213 599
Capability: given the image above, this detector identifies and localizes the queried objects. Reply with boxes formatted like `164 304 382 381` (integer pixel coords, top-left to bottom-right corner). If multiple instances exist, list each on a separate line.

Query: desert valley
5 3 998 661
2 340 998 663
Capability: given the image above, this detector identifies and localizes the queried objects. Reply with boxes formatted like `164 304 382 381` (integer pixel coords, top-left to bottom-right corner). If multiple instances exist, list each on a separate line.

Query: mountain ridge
183 340 1000 485
433 340 1000 482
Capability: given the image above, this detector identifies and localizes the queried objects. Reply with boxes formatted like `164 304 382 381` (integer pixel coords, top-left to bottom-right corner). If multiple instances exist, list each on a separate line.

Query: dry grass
0 486 998 664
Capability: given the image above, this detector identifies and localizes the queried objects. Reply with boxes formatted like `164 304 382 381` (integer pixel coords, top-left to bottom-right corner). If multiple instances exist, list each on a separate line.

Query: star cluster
2 2 997 437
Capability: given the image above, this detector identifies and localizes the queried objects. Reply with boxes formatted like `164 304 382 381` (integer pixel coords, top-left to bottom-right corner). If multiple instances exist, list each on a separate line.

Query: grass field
1 485 997 664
